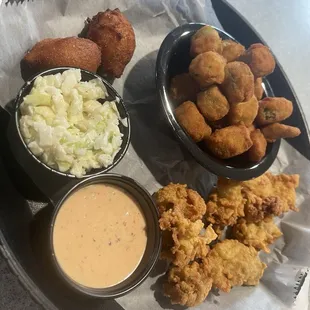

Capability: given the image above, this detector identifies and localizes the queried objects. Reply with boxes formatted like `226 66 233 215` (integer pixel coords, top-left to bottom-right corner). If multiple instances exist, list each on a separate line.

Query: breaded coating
232 217 282 253
247 124 256 132
87 9 135 78
159 210 217 267
228 95 259 126
261 123 301 142
163 262 212 307
221 39 245 62
239 43 276 78
208 116 229 130
256 97 293 126
206 178 246 226
221 61 254 104
175 101 211 142
206 172 299 225
254 78 264 100
205 125 253 159
197 85 230 121
154 183 206 222
21 37 101 80
169 73 200 103
203 240 266 292
189 51 227 89
190 25 222 57
248 129 267 162
242 172 299 222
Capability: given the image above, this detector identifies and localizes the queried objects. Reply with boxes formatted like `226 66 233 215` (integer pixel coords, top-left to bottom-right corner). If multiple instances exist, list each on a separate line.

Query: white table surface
0 1 309 309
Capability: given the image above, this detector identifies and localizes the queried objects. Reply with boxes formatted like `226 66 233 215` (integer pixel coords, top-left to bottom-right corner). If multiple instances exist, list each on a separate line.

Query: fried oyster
203 239 266 292
232 217 282 253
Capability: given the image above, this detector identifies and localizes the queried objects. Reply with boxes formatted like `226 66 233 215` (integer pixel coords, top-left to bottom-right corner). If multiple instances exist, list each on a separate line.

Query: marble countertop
0 1 309 309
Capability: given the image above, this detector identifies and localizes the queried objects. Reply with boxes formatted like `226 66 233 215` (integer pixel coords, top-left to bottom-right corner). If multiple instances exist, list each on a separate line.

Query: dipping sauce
53 184 147 288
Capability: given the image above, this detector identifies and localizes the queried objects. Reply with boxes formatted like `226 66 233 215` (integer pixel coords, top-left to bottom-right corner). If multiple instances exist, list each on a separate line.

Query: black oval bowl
14 67 131 178
50 173 161 299
156 23 280 180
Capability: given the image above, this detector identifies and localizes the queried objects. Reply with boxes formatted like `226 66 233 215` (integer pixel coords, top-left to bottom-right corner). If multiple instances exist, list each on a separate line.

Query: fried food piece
163 262 212 307
203 239 266 292
197 85 229 121
189 51 227 89
239 43 276 78
87 9 135 78
175 101 211 142
206 172 299 225
190 25 222 57
261 123 301 142
256 97 293 126
247 124 256 132
159 210 217 267
242 172 299 222
254 78 264 100
169 73 200 103
232 217 282 253
221 61 254 104
248 129 267 162
205 125 253 159
228 95 258 126
221 39 245 62
21 37 101 80
154 183 206 222
206 178 246 226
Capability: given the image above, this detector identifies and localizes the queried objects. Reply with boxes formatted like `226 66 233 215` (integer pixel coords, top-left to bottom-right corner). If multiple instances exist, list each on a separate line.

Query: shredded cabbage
19 69 123 177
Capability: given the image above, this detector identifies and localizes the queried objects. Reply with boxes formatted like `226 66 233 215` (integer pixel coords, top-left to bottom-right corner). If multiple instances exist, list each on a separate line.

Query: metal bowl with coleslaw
14 67 130 178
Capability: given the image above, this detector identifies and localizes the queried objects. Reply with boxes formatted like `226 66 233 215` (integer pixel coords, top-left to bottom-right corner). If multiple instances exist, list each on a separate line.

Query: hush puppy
175 101 212 142
248 129 267 162
261 123 301 142
205 125 253 159
221 61 254 104
239 43 276 78
189 51 227 89
197 86 229 121
87 9 135 78
221 39 245 62
21 37 101 80
254 78 264 100
256 97 293 126
228 95 258 126
190 25 222 57
169 73 200 103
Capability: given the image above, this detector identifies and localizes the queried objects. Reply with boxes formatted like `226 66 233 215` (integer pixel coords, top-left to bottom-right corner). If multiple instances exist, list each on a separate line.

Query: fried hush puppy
228 95 259 126
248 129 267 162
21 37 101 80
190 25 222 57
239 43 276 78
221 39 245 62
175 101 211 142
169 73 200 103
256 97 293 126
232 217 282 253
261 123 301 142
254 78 264 100
154 183 206 222
203 239 266 292
189 51 227 89
163 262 212 307
87 9 135 78
197 85 229 121
205 125 253 159
221 61 254 104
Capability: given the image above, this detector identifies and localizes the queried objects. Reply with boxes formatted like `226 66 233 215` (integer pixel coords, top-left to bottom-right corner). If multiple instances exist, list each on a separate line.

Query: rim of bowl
14 67 131 178
49 173 161 298
155 23 280 180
